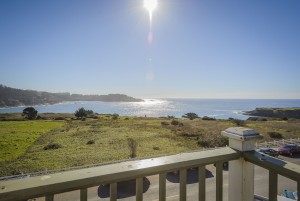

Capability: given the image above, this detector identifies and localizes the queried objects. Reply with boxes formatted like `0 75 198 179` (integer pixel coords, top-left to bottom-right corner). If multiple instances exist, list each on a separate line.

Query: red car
277 144 300 155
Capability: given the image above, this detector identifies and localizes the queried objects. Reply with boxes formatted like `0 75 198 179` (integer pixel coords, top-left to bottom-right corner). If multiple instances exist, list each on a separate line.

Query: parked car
277 144 300 155
257 148 279 157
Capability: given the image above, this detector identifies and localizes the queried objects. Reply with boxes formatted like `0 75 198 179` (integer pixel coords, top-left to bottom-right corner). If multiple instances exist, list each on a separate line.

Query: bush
268 132 283 139
43 143 62 150
167 115 175 119
112 113 119 120
171 119 179 125
87 140 95 145
75 107 94 119
231 119 246 126
161 121 169 126
197 140 210 148
182 112 199 120
54 117 66 120
22 107 38 120
202 116 216 120
153 146 160 150
247 117 267 121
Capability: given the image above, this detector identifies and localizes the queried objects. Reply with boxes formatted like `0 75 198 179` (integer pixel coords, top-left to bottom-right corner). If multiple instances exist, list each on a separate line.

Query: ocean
0 99 299 120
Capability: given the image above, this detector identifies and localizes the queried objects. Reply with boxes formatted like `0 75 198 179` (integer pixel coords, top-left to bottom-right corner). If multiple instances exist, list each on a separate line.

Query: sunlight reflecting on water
119 99 178 117
1 99 299 120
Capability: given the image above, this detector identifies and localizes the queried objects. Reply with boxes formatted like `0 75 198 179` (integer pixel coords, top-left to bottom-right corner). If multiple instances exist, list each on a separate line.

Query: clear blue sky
0 0 299 99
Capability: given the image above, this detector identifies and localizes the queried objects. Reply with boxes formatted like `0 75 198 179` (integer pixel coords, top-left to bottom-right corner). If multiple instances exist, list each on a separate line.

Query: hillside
243 107 300 119
0 85 143 107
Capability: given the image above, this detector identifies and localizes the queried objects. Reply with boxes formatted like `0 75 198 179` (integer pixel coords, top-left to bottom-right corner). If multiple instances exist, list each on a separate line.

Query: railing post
222 127 261 201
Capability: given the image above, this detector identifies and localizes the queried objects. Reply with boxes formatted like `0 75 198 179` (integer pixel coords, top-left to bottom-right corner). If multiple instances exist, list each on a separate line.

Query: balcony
0 127 299 201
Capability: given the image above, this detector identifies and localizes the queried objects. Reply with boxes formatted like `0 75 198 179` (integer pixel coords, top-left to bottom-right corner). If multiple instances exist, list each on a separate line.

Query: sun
144 0 158 13
144 0 157 23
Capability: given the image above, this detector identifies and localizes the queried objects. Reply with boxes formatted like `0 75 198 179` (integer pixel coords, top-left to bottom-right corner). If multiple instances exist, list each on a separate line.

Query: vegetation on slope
0 84 143 107
0 113 299 177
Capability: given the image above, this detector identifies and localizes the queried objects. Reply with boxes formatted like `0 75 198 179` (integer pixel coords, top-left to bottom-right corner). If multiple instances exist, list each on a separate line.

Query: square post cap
222 127 261 141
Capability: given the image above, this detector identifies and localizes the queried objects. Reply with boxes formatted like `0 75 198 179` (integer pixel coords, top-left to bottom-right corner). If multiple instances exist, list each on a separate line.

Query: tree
182 112 199 120
74 107 94 119
22 107 38 120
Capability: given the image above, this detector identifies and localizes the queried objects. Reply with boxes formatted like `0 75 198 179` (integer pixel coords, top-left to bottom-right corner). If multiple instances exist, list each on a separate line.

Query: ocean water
0 99 299 120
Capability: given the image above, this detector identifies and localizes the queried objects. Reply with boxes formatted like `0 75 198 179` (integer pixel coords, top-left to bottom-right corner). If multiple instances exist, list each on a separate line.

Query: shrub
112 113 119 120
171 119 179 125
75 107 94 119
87 140 95 145
54 117 66 120
43 143 62 150
161 121 169 126
127 138 137 158
268 132 283 139
22 107 38 120
202 116 216 121
247 117 267 121
197 140 210 148
182 112 199 120
231 119 246 126
167 115 175 119
153 146 160 150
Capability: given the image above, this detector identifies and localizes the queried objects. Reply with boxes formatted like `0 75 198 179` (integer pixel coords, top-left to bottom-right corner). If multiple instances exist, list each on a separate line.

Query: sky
0 0 299 99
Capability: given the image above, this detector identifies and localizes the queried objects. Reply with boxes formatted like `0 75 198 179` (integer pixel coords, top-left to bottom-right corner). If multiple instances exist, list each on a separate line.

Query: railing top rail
243 151 300 181
0 147 240 201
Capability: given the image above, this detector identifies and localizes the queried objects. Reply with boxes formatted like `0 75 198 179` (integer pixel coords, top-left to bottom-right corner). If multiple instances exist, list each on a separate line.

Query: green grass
0 121 66 162
0 115 299 177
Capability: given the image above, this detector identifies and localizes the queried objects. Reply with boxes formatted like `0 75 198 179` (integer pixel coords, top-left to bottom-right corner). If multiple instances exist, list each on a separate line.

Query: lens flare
144 0 157 23
144 0 157 13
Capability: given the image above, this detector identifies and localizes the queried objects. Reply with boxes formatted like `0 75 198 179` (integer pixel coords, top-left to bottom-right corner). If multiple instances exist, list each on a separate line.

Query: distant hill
0 85 143 107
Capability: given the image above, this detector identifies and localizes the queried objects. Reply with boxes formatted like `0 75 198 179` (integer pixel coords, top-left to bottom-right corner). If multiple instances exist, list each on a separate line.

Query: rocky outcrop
243 108 300 119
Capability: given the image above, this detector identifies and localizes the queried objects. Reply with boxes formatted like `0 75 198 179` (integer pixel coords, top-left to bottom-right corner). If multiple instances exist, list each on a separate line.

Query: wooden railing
0 127 299 201
0 147 240 201
243 151 300 201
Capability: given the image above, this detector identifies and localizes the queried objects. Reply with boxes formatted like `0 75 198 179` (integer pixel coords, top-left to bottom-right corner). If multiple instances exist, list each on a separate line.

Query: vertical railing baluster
110 183 117 201
80 188 87 201
198 166 206 201
159 173 166 201
180 169 187 201
45 194 54 201
136 177 143 201
269 170 278 201
216 162 223 201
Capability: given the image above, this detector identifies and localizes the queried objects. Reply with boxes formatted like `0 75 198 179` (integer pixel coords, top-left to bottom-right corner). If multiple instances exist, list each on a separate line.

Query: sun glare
144 0 157 13
144 0 157 23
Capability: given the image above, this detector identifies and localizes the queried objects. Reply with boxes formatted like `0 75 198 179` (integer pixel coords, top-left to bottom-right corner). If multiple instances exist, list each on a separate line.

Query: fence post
222 127 261 201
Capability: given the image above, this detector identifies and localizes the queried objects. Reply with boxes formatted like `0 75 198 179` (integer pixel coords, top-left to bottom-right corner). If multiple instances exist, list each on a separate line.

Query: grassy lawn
0 115 299 177
0 121 66 163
